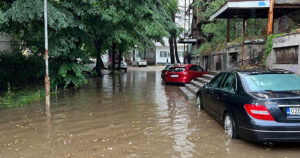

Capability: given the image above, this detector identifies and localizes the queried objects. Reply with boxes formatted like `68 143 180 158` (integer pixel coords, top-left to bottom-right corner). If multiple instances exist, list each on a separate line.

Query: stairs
179 71 218 100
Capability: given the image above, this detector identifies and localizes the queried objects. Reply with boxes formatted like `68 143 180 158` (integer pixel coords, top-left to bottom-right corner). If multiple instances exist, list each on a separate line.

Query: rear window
170 67 186 72
242 74 300 92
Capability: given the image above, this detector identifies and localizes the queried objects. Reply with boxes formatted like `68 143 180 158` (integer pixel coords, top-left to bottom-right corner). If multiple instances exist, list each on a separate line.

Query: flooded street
1 68 300 158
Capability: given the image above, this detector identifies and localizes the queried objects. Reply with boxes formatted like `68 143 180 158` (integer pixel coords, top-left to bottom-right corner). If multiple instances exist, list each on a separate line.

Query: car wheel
196 94 203 109
124 68 127 72
224 112 237 139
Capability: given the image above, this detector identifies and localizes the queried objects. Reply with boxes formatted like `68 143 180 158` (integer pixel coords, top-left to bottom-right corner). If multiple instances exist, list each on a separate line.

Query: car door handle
222 93 229 97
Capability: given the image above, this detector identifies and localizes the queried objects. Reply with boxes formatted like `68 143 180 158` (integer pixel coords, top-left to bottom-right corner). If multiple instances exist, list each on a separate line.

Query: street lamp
44 0 50 117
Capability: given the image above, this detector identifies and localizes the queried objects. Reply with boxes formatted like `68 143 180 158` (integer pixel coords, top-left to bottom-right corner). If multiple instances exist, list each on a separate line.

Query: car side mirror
204 83 209 88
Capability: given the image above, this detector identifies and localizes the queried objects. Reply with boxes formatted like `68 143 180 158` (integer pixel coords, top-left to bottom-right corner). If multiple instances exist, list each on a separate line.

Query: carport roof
210 0 300 20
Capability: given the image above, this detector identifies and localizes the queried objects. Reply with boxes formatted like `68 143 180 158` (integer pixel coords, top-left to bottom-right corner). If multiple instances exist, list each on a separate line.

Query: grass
0 89 45 107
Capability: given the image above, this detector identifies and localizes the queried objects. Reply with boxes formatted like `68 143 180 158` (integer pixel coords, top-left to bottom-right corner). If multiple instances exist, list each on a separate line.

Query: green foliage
0 52 44 90
0 0 178 89
50 60 88 89
0 89 44 107
197 42 212 55
194 0 225 21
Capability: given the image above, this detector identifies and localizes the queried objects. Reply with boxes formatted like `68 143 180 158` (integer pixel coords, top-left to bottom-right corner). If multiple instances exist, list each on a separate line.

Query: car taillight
183 70 188 75
244 104 275 121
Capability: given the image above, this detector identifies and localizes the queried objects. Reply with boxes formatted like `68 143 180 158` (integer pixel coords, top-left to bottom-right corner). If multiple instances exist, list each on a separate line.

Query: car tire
196 93 203 109
224 112 237 139
124 68 127 72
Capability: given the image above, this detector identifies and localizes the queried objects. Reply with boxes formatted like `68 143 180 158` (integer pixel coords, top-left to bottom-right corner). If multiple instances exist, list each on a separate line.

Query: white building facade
155 39 185 65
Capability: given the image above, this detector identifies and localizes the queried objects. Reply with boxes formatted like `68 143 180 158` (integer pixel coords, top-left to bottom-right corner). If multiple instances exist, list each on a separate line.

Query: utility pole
44 0 51 117
267 0 275 36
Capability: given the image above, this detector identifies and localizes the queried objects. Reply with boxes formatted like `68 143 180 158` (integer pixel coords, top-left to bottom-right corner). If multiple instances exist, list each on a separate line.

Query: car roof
224 69 295 75
173 64 197 68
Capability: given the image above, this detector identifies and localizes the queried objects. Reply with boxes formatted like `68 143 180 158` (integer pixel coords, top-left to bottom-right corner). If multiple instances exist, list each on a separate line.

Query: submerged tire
224 112 237 139
196 94 203 109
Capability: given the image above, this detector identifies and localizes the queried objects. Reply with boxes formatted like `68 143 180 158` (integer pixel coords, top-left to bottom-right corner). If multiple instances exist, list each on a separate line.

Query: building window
160 51 168 57
275 46 298 64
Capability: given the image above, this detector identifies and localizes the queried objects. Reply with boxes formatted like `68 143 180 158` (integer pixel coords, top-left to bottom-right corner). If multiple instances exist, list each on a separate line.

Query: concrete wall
198 41 265 71
267 33 300 74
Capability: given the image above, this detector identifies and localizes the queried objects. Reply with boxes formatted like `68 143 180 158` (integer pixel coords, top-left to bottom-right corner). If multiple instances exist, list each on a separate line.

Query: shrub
0 52 44 90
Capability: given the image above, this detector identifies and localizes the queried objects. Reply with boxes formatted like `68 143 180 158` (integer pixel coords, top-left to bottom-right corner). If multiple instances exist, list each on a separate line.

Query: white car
77 58 96 72
132 60 147 67
85 59 96 72
108 61 128 72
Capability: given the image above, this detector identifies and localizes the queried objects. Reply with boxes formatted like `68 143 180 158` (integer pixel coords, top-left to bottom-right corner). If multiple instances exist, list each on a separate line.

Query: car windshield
170 67 185 72
243 74 300 92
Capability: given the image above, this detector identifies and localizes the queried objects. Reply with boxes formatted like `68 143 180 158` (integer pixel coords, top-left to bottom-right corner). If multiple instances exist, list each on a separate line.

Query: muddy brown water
1 69 300 158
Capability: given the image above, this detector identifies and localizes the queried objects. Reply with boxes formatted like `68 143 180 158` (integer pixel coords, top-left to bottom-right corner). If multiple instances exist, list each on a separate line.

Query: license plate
171 75 179 78
286 107 300 115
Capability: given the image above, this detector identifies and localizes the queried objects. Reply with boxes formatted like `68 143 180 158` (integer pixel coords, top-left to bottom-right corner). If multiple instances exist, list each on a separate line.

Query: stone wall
267 33 300 74
274 10 300 34
198 41 265 71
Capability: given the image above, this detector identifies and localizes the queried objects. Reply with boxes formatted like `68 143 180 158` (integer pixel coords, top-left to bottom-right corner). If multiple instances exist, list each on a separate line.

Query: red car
165 64 208 84
161 64 179 79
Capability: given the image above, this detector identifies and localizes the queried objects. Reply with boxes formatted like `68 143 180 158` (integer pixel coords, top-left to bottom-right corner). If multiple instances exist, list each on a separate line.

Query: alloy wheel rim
224 115 233 138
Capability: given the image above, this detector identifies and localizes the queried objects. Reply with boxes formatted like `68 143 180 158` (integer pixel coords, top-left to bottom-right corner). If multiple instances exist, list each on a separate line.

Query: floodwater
1 68 300 158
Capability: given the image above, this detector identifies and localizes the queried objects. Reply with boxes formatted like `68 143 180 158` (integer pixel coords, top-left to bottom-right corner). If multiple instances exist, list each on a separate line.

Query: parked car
161 64 179 79
84 59 96 72
197 69 300 143
132 60 147 67
164 64 207 84
108 61 128 72
77 58 96 72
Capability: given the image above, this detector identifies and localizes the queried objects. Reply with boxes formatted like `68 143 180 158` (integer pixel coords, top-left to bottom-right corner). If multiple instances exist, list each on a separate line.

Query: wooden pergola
209 0 300 63
210 0 300 34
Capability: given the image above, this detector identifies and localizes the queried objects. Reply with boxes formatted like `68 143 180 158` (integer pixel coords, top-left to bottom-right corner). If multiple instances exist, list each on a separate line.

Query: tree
162 0 182 64
0 0 95 87
0 0 178 88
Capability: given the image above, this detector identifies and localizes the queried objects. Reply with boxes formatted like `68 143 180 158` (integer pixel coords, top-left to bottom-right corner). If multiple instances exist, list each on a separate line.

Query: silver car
108 61 128 72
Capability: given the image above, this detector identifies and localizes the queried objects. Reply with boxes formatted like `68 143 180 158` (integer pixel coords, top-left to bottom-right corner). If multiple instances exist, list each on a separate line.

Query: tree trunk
112 43 116 72
96 50 102 76
144 48 146 60
118 50 122 70
226 19 230 43
100 57 105 68
133 49 136 61
95 40 103 76
169 38 175 64
174 38 180 63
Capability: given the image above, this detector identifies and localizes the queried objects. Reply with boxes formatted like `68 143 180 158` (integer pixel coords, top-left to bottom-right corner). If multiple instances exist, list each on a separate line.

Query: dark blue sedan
197 69 300 143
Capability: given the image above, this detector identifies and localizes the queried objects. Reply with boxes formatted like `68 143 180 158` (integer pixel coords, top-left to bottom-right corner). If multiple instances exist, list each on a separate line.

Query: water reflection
154 71 195 157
